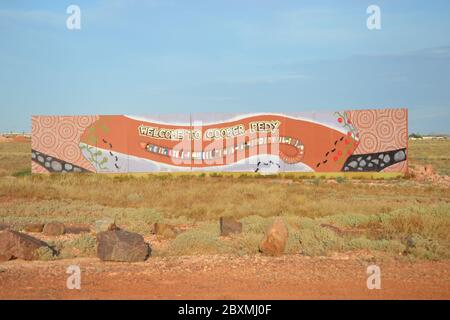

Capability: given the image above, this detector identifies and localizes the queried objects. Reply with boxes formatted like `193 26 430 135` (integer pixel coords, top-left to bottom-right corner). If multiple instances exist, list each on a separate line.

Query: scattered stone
150 223 178 238
219 217 242 236
23 223 44 233
97 230 150 262
0 230 50 261
359 160 367 167
94 218 118 233
43 222 65 236
348 161 358 168
50 160 62 172
383 154 391 163
259 217 289 256
394 150 406 162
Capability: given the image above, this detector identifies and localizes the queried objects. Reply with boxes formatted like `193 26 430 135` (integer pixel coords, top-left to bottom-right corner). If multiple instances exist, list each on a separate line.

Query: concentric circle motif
76 116 97 128
355 110 376 129
39 116 58 129
392 108 407 123
60 142 81 162
57 119 78 140
40 132 58 150
357 132 380 154
395 127 408 148
376 119 395 141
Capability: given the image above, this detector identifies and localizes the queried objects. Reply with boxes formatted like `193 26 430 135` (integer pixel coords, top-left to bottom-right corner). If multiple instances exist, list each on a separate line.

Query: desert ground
0 137 449 299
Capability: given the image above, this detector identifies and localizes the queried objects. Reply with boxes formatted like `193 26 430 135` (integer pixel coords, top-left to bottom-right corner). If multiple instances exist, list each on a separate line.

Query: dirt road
1 254 449 299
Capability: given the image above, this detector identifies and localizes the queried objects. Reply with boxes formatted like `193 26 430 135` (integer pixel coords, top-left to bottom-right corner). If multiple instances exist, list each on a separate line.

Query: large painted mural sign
31 108 408 174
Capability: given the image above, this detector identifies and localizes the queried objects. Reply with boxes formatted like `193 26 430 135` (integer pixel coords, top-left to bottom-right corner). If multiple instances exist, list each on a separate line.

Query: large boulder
43 222 65 236
97 230 150 262
23 223 44 233
220 217 242 236
0 229 50 261
259 217 289 256
94 218 118 233
150 223 178 238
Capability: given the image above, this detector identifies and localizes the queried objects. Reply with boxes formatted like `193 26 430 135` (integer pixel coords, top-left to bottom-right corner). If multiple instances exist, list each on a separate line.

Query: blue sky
1 0 449 133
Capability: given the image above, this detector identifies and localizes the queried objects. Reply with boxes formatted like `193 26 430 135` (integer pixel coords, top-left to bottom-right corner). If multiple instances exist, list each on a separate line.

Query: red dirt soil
1 253 449 300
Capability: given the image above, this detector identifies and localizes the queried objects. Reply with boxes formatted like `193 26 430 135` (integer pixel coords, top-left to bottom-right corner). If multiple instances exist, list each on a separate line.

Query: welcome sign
31 108 408 174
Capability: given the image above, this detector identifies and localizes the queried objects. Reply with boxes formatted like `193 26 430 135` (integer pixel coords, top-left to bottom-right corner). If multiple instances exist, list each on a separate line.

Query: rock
97 230 150 262
65 224 91 234
43 222 65 236
219 217 242 236
23 223 44 233
0 230 50 261
259 217 289 256
94 218 118 233
150 223 178 238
